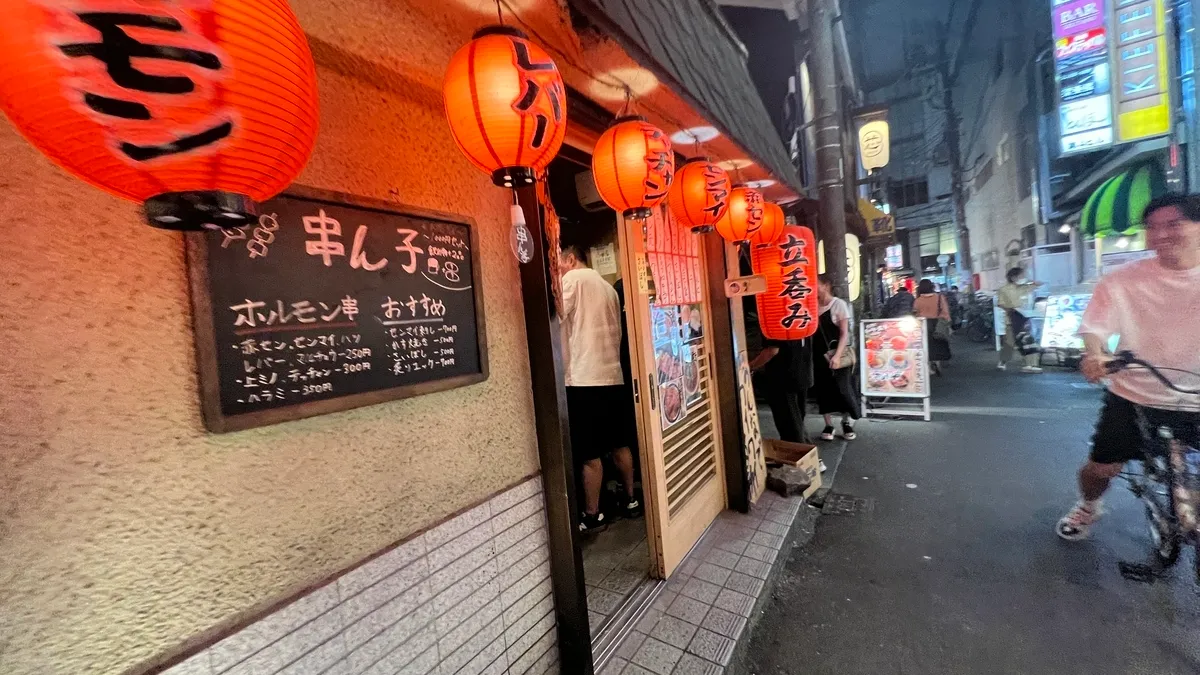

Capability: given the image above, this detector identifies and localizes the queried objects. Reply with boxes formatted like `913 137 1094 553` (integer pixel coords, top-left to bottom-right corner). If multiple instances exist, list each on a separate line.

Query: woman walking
813 275 862 441
914 279 952 375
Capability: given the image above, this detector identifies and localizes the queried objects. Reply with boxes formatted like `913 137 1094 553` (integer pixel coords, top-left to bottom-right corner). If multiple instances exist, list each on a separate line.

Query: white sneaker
1056 502 1102 541
1021 366 1044 374
997 362 1008 371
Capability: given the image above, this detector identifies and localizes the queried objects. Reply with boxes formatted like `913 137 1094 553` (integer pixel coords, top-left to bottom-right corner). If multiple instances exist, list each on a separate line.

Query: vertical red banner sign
753 225 819 340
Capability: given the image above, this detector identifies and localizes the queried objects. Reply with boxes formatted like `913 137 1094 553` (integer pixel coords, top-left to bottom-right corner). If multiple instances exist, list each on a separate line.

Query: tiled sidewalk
598 491 804 675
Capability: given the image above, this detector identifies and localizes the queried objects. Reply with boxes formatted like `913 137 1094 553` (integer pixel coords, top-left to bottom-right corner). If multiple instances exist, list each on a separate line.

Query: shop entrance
544 154 727 647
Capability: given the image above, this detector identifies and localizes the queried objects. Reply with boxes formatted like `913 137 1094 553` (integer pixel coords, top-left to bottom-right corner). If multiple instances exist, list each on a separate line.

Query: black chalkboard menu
186 186 488 433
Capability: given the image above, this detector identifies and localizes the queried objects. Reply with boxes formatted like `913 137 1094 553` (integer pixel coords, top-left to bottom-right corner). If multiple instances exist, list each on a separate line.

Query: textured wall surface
159 478 557 675
0 3 542 673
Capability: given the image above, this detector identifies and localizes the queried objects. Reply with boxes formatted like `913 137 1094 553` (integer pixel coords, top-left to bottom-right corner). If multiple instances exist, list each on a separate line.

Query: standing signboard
860 318 931 420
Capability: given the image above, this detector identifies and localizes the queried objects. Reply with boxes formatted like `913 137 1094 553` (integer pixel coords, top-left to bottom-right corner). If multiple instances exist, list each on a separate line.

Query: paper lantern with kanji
592 116 675 219
444 26 566 189
714 186 764 243
752 201 785 247
753 225 819 341
669 158 730 233
0 0 320 230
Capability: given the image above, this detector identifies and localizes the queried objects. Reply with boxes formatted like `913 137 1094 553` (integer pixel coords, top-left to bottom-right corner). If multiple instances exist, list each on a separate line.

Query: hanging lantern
0 0 319 230
592 116 675 219
669 158 731 233
752 202 786 247
753 225 820 341
714 186 765 244
444 26 567 189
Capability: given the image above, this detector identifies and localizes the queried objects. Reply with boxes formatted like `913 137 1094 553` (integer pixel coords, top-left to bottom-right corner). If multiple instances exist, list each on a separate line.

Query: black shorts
566 385 634 463
1090 392 1200 465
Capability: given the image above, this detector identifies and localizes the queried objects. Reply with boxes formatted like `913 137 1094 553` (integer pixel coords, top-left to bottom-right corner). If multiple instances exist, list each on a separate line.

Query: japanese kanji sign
187 188 488 432
752 225 819 341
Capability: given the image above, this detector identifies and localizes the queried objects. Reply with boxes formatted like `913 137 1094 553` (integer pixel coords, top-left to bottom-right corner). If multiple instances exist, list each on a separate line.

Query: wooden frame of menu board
859 318 931 421
185 185 489 433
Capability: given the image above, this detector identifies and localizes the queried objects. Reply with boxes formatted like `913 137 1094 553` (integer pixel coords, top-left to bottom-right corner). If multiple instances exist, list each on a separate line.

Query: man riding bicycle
1057 194 1200 541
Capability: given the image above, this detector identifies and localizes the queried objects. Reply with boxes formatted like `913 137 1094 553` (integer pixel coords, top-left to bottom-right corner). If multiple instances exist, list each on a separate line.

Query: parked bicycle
962 294 995 344
1106 351 1200 586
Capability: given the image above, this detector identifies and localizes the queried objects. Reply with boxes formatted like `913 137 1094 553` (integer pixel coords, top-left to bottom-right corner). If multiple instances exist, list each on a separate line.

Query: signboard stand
859 319 932 421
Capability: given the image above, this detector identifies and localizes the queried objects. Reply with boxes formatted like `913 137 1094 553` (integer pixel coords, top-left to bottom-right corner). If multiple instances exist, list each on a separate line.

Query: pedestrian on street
746 298 815 444
914 278 952 376
946 285 964 329
996 267 1045 373
559 243 641 533
882 284 915 318
814 275 862 441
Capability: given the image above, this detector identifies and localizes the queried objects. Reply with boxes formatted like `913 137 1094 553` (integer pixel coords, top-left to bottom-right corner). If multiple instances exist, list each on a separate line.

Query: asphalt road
743 341 1200 675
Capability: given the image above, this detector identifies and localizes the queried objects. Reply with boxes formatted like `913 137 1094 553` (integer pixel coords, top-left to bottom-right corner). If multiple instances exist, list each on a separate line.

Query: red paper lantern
714 186 764 243
753 225 819 341
0 0 319 230
592 116 675 219
444 26 566 189
752 202 786 247
669 158 731 233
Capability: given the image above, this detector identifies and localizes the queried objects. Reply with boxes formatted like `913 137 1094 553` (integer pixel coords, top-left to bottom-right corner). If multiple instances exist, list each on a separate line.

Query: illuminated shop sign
1051 0 1171 156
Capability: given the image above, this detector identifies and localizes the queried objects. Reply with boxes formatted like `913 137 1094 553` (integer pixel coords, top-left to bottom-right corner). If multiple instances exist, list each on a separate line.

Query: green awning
1080 162 1167 238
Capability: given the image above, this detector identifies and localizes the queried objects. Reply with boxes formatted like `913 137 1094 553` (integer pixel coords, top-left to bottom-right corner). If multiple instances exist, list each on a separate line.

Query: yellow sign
1114 0 1172 143
859 198 894 239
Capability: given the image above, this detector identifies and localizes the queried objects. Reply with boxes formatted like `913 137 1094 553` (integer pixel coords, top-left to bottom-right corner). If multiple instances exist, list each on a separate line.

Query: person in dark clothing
882 286 915 318
745 299 814 444
813 275 863 441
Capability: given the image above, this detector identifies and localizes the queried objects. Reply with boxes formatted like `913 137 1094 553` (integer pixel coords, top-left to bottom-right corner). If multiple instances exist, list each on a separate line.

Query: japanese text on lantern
509 38 564 149
753 225 819 341
778 234 813 331
641 123 674 201
54 7 232 161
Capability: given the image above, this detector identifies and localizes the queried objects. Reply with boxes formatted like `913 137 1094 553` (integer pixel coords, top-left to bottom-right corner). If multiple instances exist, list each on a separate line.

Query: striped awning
1080 162 1167 238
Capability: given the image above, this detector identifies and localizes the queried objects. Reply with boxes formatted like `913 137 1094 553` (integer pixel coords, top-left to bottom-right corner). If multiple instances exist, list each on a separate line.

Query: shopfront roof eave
567 0 806 197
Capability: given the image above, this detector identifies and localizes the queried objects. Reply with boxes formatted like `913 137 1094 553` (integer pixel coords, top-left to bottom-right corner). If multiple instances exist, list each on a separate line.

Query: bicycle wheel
966 322 991 344
1137 460 1182 566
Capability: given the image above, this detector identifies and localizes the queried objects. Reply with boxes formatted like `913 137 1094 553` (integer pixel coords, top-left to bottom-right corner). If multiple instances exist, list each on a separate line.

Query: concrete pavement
741 340 1200 674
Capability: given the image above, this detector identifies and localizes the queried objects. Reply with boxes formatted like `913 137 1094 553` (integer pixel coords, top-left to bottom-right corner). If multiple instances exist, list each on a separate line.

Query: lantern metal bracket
144 191 259 231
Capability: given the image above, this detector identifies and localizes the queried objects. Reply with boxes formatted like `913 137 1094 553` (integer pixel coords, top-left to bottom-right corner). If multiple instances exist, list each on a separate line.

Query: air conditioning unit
575 171 608 212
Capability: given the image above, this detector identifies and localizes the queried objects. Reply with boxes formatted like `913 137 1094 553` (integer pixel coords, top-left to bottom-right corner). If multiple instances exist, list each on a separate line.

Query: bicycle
963 295 995 344
1104 351 1200 586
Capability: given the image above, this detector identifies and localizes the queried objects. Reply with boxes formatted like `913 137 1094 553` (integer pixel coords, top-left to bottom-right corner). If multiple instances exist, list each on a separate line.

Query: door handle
632 377 640 404
648 373 657 410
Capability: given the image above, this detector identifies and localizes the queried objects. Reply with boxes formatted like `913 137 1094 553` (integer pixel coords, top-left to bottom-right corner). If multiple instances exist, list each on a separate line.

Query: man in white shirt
560 244 640 533
1057 194 1200 541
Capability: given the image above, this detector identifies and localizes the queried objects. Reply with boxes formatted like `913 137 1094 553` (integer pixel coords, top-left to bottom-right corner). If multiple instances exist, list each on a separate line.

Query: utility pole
931 0 983 289
803 0 849 300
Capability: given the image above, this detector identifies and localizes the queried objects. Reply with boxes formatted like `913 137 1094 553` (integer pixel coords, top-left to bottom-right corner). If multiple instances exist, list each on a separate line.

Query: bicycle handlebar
1106 351 1200 396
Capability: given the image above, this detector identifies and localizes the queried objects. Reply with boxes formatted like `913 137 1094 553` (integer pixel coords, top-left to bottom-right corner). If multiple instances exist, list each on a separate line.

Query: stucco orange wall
0 5 540 674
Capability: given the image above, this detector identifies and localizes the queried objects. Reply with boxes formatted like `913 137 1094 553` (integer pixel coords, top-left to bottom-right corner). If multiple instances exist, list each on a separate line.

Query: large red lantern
714 186 765 243
753 225 819 341
444 26 567 189
0 0 319 230
669 158 731 233
752 202 786 247
592 116 675 219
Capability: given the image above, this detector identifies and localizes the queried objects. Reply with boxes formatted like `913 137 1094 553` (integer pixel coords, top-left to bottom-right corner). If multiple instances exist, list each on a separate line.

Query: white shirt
1080 258 1200 411
821 297 853 324
561 267 624 387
